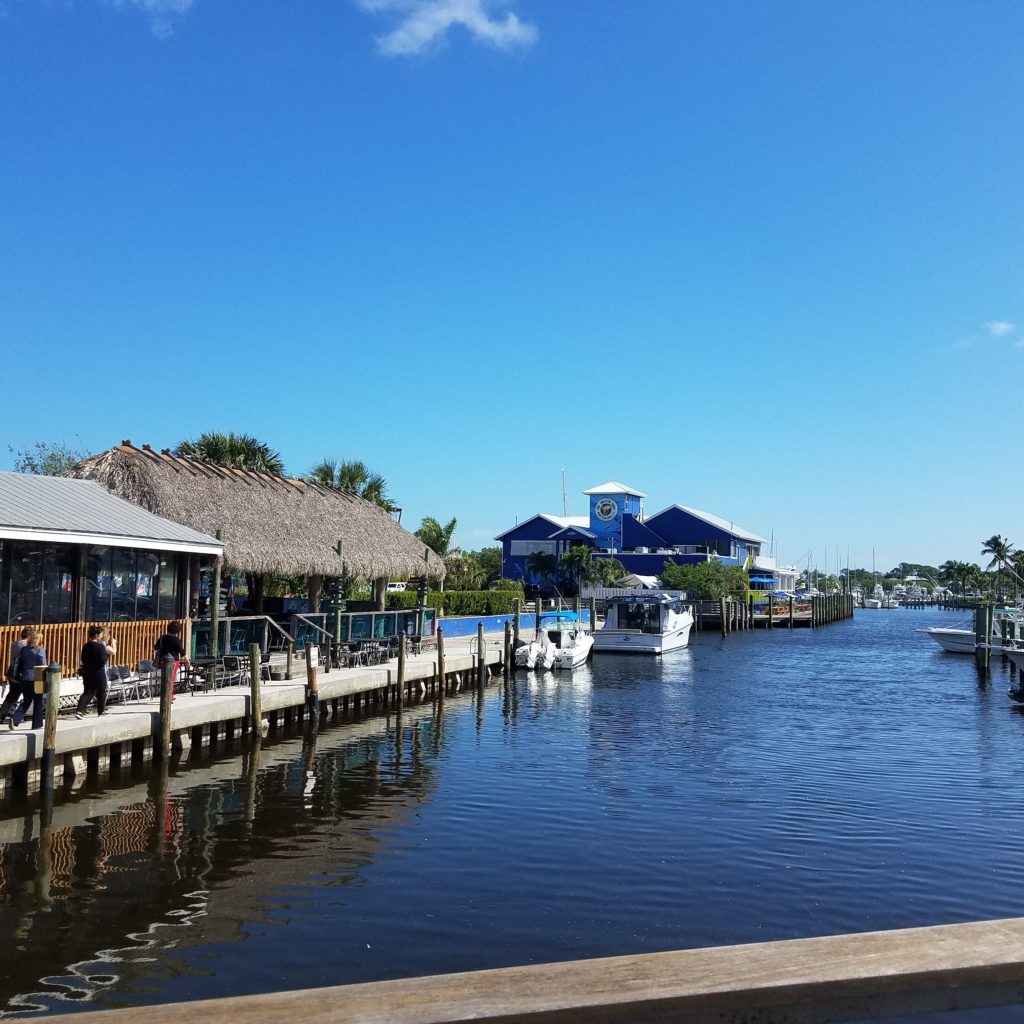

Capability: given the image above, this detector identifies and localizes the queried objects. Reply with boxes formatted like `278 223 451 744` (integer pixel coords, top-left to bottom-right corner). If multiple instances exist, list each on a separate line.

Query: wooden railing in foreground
0 620 182 679
32 917 1024 1024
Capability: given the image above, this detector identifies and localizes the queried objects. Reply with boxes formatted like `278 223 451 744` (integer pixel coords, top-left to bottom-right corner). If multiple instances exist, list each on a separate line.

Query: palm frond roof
70 442 445 579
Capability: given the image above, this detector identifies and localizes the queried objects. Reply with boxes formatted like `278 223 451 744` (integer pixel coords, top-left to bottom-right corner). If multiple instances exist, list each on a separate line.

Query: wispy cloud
987 320 1015 337
357 0 537 56
108 0 194 38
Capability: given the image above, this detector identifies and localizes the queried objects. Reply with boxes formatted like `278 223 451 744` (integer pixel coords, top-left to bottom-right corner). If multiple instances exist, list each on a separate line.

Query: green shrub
384 590 520 615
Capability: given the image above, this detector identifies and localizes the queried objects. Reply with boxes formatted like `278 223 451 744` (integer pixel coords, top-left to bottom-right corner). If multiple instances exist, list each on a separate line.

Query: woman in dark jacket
6 629 46 730
154 622 188 701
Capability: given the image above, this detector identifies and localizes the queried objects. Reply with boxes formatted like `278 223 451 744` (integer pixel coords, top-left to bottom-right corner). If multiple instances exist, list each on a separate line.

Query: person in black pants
5 629 46 730
77 625 116 719
154 622 188 701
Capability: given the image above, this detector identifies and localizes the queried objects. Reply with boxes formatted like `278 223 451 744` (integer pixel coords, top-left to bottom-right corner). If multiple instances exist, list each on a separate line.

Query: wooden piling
720 598 728 637
304 641 320 723
789 595 794 628
477 622 486 688
249 643 267 736
397 634 406 707
503 621 511 680
40 663 61 793
286 640 294 681
437 627 447 698
589 595 597 634
512 599 521 651
156 656 174 761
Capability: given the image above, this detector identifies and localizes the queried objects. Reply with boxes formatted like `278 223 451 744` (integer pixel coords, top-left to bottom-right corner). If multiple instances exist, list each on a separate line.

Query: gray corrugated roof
0 473 223 553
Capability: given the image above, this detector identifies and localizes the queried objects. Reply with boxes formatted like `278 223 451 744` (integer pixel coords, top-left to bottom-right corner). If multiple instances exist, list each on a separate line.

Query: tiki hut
71 442 445 610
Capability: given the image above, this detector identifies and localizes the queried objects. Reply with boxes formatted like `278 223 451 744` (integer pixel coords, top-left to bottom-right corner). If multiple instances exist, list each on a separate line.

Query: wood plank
28 917 1024 1024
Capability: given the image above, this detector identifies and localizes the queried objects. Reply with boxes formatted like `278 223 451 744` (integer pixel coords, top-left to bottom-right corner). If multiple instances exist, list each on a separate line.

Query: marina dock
0 632 507 800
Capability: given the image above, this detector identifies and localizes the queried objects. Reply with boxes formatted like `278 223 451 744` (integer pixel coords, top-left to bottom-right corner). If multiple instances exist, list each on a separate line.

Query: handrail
293 613 334 641
33 916 1024 1024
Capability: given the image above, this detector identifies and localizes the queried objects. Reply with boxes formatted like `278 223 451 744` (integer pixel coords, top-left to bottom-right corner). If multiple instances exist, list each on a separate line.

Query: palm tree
444 554 486 590
525 551 558 589
981 534 1013 598
308 458 397 513
416 516 459 558
176 432 284 474
560 545 599 595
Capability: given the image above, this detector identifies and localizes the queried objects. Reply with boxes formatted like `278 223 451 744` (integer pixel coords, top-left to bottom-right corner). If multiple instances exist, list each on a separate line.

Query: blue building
497 481 794 592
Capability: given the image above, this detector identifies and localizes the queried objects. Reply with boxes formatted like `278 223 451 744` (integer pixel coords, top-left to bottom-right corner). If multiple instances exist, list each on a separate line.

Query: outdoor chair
136 659 158 699
219 656 244 688
105 666 129 704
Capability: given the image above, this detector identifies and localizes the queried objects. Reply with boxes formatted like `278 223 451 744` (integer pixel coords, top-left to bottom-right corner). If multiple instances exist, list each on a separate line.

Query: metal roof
582 481 647 497
0 473 223 555
646 503 769 544
494 514 589 541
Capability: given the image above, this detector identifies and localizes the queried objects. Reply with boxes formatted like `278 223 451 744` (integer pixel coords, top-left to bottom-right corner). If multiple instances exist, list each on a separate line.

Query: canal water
2 607 1023 1020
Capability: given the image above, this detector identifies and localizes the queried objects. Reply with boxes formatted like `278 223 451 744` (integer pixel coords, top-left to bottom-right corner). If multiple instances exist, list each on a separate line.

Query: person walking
5 629 46 730
154 622 188 701
2 627 31 710
77 625 116 719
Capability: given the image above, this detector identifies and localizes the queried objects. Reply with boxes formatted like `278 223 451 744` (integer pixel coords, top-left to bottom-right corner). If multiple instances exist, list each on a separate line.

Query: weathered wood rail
0 620 182 679
29 916 1024 1024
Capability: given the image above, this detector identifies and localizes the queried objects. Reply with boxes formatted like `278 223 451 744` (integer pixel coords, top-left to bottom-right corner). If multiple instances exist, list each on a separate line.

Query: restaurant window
0 541 74 625
85 546 113 621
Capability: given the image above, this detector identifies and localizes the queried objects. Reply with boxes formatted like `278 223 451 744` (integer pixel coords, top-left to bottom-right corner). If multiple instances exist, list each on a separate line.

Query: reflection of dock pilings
0 633 507 803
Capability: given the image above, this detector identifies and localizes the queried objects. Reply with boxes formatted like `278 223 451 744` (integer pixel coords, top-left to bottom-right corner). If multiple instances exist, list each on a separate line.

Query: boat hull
593 621 692 655
552 633 594 670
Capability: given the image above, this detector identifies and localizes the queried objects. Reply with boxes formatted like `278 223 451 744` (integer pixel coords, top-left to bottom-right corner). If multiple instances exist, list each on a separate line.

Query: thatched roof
71 442 445 580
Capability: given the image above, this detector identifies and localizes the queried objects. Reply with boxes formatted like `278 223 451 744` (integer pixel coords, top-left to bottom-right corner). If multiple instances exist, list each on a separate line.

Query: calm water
2 607 1024 1020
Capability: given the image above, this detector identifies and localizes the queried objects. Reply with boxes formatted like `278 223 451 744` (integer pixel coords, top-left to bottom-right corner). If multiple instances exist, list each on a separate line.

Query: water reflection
0 701 447 1017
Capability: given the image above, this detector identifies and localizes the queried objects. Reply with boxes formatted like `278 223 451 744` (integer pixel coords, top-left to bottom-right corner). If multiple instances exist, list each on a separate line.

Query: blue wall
437 611 591 638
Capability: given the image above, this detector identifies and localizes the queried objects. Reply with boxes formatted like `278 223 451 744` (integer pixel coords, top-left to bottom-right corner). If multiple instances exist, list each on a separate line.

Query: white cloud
357 0 537 56
987 320 1015 337
109 0 194 38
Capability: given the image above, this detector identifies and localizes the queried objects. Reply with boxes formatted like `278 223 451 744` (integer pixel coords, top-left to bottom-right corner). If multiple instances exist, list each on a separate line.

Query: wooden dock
0 632 507 800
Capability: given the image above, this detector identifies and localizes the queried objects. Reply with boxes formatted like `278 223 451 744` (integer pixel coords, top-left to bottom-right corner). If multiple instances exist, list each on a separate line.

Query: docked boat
539 611 594 670
921 608 1024 654
514 634 554 670
593 592 694 655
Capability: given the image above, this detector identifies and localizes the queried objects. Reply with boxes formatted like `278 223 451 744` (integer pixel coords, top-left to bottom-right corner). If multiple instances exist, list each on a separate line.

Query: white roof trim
645 504 768 544
495 513 589 541
0 526 222 556
582 481 647 497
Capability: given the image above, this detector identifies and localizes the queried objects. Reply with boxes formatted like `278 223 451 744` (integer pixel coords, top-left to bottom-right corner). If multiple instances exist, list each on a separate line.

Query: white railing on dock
35 916 1024 1024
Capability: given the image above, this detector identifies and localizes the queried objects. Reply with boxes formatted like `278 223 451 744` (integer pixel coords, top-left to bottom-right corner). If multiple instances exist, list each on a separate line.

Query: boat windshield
615 601 663 634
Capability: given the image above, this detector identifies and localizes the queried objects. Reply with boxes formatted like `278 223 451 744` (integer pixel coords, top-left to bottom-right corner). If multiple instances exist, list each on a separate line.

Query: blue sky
1 0 1021 574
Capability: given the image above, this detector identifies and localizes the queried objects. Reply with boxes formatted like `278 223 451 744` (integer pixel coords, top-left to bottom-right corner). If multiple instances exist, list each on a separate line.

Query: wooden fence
0 620 182 679
31 916 1024 1024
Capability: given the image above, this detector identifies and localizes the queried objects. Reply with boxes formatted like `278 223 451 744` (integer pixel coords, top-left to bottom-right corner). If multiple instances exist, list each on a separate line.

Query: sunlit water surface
2 608 1023 1021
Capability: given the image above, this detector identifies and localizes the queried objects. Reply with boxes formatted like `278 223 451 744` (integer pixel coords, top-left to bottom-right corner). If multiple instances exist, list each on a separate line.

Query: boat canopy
539 611 580 626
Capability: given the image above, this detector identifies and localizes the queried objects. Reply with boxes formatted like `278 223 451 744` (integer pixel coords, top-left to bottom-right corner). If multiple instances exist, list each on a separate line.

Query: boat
537 611 594 670
864 584 884 610
514 635 553 670
920 608 1024 654
592 592 694 655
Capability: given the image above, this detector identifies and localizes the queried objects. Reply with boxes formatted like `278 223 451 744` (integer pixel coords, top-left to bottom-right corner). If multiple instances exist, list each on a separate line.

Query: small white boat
538 611 594 670
514 637 545 669
864 597 882 609
593 592 694 655
921 608 1024 654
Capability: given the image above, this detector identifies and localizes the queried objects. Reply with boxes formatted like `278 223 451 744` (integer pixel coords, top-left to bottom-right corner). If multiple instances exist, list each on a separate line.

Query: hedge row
384 590 519 616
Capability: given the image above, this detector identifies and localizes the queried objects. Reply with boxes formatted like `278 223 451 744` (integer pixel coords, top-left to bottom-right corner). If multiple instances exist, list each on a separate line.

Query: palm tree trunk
307 574 323 616
372 576 387 612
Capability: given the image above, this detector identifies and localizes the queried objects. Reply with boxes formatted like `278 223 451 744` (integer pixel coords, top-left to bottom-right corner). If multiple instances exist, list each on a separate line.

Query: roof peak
582 481 647 497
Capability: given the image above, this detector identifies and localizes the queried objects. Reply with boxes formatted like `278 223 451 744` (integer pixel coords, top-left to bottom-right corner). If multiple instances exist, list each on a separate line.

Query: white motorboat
921 608 1024 654
864 597 882 609
593 592 694 655
537 611 594 670
514 637 545 669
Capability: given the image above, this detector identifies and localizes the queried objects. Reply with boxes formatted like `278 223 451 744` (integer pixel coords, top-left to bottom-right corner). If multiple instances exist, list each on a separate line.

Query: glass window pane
156 554 177 620
41 544 74 623
110 548 137 620
8 542 43 625
86 546 113 621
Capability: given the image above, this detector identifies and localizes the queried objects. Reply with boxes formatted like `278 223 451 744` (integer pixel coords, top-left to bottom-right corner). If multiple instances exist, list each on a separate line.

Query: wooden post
210 530 223 657
304 641 320 723
397 634 406 707
720 598 728 637
156 656 174 761
512 599 521 650
249 643 267 736
767 595 774 629
261 617 270 653
286 640 294 681
40 663 61 793
789 595 795 628
503 621 512 680
589 595 597 634
477 622 486 688
437 627 447 698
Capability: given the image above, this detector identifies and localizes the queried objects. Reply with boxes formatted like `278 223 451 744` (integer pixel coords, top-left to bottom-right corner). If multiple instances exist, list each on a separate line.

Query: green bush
384 592 419 610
